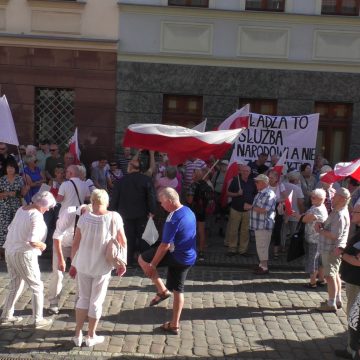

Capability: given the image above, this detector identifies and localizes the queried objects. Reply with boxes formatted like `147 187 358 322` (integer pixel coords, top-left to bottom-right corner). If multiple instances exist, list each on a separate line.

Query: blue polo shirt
162 205 197 266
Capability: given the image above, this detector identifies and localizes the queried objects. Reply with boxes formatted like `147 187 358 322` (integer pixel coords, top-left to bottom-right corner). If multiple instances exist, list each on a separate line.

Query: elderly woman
0 160 29 257
0 191 56 328
70 189 127 347
23 155 46 204
292 188 328 288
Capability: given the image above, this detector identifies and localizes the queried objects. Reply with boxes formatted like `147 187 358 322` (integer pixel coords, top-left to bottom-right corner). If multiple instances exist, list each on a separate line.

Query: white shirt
72 211 124 276
58 177 90 215
3 207 47 255
53 206 80 248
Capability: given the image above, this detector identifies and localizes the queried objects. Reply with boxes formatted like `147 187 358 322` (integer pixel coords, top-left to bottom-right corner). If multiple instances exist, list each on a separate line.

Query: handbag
105 212 127 268
287 216 305 262
142 217 159 246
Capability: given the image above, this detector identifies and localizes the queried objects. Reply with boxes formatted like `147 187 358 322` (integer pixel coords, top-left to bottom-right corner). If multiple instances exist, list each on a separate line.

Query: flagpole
203 159 219 180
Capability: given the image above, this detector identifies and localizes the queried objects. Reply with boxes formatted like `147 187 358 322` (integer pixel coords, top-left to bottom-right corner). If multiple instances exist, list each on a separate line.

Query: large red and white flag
215 104 250 130
192 119 207 132
0 95 19 146
68 128 81 165
273 149 288 178
320 158 360 184
123 123 243 165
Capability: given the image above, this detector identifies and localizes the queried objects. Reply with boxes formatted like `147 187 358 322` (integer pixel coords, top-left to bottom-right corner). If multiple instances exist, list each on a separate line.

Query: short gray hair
90 189 109 206
77 164 87 180
32 191 56 209
158 187 179 203
311 188 326 201
24 155 37 165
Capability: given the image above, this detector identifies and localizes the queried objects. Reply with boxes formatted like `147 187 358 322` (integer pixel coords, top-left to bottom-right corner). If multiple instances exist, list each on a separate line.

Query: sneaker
0 316 23 326
197 252 205 261
85 335 105 347
34 318 53 329
317 302 337 313
48 306 59 315
72 331 83 347
253 267 269 275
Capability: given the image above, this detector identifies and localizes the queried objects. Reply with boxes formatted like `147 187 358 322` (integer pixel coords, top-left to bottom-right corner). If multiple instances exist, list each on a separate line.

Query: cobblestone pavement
0 249 349 360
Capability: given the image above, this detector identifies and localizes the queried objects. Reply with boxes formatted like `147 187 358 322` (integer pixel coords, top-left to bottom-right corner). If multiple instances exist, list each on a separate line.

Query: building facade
117 0 360 165
0 0 119 164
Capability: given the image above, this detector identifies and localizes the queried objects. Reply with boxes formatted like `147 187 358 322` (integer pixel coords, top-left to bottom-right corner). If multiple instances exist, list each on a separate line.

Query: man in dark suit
110 159 156 267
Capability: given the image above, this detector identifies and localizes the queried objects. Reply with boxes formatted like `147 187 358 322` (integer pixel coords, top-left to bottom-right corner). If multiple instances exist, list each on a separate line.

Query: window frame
168 0 209 8
321 0 360 16
245 0 285 12
239 98 278 115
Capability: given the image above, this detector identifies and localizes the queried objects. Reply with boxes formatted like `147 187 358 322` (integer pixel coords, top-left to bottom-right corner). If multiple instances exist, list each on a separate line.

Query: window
239 98 278 115
321 0 359 15
163 95 203 128
35 88 75 150
315 102 351 165
168 0 209 8
245 0 285 12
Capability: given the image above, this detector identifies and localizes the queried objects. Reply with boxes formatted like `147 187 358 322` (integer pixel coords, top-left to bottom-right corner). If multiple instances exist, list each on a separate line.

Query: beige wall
2 0 118 45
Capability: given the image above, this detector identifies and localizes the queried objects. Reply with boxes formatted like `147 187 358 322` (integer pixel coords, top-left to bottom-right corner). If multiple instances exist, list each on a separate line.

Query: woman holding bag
70 189 127 347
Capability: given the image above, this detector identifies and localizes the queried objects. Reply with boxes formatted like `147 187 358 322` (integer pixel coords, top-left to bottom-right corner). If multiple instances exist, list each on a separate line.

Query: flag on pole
284 190 293 216
0 95 19 146
273 149 288 178
215 104 250 130
320 158 360 184
123 123 244 165
68 128 81 165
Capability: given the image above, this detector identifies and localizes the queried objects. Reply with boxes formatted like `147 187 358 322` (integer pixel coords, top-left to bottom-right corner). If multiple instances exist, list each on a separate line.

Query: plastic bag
142 217 159 246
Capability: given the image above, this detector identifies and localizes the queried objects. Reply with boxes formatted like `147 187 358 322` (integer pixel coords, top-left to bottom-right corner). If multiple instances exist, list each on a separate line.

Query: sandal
303 282 317 289
161 321 179 335
149 290 171 307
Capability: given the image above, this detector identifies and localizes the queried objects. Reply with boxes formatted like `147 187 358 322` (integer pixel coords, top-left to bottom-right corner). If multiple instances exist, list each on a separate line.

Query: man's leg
226 208 241 254
171 291 184 328
238 211 249 254
138 255 167 295
254 229 271 271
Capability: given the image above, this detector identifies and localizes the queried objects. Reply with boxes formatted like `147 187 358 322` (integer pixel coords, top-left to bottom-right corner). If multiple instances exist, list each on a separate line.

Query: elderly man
245 174 276 275
45 144 63 181
57 165 90 216
110 159 156 267
138 187 197 335
47 205 89 314
316 187 350 313
226 165 257 256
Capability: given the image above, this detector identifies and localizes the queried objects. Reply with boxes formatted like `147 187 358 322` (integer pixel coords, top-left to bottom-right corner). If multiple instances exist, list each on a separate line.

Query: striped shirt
250 187 276 230
183 159 206 190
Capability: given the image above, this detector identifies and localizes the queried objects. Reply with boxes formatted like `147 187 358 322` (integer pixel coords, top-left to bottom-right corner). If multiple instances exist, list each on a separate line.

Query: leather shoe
334 349 353 359
253 267 269 275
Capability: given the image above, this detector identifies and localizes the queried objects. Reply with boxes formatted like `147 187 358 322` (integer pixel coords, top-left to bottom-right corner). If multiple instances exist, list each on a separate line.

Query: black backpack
193 180 215 214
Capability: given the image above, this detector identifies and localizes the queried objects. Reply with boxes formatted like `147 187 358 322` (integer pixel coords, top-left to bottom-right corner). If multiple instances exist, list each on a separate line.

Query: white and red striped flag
320 158 360 184
0 95 19 146
284 190 293 216
68 128 81 165
215 104 250 130
123 123 244 165
273 149 288 178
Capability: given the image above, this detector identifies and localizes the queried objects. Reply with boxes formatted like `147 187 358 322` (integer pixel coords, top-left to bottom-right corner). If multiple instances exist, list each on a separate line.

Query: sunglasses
50 149 58 152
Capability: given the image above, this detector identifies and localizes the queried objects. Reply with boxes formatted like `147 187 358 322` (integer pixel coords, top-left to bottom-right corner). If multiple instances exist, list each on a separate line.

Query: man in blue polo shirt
138 187 196 335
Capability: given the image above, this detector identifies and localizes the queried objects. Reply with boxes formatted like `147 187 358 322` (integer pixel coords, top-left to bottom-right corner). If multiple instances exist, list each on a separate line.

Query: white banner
231 112 319 171
0 95 19 146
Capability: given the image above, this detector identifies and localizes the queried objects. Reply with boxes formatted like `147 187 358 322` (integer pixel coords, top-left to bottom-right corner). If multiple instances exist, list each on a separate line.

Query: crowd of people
0 140 360 358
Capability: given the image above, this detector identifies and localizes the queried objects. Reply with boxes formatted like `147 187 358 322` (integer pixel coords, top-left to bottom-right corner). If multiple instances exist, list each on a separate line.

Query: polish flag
123 123 244 165
284 190 293 216
0 95 19 146
273 149 288 178
215 104 250 130
68 128 81 165
320 158 360 184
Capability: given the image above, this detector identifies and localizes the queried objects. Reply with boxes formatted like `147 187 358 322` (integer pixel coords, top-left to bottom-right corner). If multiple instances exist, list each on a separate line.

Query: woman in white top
70 189 127 347
0 191 56 328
